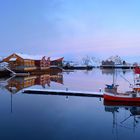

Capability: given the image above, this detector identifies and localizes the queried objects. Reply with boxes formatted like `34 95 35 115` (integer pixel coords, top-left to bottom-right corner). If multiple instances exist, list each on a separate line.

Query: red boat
133 66 140 92
104 92 140 102
104 66 140 102
104 99 140 106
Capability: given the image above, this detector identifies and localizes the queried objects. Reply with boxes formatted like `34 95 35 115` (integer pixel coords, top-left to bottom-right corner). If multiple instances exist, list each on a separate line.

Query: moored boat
104 66 140 102
104 92 140 102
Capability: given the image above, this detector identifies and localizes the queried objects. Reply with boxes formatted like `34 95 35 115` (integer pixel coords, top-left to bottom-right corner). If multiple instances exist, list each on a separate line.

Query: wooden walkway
22 89 104 97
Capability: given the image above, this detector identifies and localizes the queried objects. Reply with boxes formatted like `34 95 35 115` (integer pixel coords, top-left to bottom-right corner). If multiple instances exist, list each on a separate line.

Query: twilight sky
0 0 140 62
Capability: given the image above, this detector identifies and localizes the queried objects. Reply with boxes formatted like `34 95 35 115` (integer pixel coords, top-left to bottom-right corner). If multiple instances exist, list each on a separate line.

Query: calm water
0 69 140 140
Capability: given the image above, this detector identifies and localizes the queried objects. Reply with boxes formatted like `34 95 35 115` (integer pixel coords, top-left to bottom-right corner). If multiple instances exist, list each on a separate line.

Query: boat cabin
105 84 119 94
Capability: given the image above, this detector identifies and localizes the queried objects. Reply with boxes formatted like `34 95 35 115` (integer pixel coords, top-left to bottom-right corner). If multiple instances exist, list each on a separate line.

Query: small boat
104 66 140 102
104 92 140 102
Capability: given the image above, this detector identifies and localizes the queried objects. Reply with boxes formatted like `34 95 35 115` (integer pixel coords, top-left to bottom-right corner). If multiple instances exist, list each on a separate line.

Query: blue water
0 69 140 140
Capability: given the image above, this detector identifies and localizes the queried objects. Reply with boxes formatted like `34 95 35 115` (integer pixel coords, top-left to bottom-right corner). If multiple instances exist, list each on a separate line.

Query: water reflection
0 74 63 94
104 100 140 136
101 68 132 75
0 69 139 140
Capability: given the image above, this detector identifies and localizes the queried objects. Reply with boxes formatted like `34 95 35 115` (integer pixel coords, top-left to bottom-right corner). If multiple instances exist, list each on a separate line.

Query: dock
100 65 134 69
22 88 104 97
63 66 94 70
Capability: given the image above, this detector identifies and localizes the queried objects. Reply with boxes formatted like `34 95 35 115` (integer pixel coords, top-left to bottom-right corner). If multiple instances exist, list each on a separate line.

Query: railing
4 66 16 75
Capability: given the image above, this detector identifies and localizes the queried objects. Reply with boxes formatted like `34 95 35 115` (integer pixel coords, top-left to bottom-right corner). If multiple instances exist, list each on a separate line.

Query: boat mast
112 109 119 140
113 69 115 86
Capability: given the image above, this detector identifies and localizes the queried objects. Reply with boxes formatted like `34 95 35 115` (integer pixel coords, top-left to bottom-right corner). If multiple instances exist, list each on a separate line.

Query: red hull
104 94 140 102
104 100 140 106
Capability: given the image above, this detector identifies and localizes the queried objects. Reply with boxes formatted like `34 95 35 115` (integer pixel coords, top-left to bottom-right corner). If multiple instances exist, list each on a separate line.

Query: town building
50 57 64 67
102 60 115 66
3 53 64 72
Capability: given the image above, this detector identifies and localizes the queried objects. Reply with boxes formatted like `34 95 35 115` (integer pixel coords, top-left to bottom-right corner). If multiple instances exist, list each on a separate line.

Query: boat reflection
104 100 140 135
0 74 63 94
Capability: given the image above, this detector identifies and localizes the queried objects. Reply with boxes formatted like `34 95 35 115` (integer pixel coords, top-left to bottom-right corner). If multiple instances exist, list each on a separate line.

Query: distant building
50 57 64 67
35 56 50 70
101 56 131 69
3 53 64 72
102 60 115 66
3 53 36 71
3 53 50 71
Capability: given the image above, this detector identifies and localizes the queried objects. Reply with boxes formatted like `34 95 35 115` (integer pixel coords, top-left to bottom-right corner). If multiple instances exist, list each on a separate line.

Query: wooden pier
22 89 104 97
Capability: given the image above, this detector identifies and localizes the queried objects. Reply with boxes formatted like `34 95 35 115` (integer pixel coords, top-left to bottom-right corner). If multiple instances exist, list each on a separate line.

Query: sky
0 0 140 62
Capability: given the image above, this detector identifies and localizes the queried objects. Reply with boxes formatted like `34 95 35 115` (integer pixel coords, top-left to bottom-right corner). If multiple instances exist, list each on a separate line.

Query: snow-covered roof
50 57 64 61
15 53 45 60
9 58 17 61
105 55 124 65
12 53 63 61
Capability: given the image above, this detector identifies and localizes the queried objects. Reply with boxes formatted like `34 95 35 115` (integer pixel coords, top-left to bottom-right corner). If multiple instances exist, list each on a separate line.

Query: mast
113 69 115 86
112 108 119 140
11 93 13 113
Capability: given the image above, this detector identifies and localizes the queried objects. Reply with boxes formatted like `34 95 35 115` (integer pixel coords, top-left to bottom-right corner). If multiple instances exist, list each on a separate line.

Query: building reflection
101 69 115 75
0 74 63 113
0 74 63 94
101 69 132 75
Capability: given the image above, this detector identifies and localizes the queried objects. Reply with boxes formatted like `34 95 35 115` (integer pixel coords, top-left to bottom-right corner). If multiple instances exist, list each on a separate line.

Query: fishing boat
104 66 140 102
104 92 140 102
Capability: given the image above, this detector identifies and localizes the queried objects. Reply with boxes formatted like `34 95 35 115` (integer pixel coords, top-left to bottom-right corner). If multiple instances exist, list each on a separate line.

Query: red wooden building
3 53 64 72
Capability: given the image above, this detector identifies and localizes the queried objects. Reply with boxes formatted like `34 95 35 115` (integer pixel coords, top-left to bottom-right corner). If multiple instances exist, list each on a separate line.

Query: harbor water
0 69 140 140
